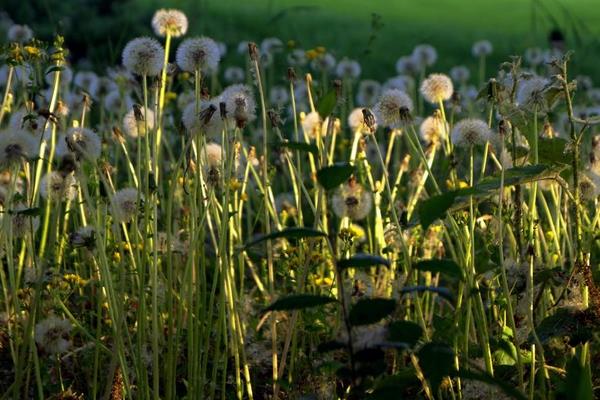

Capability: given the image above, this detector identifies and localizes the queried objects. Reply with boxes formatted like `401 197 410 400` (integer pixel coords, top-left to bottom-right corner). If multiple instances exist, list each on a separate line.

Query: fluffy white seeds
472 40 493 57
151 9 188 38
182 99 224 137
450 66 471 84
73 71 100 97
7 24 33 43
331 181 373 221
0 129 38 166
348 108 377 134
122 37 165 77
122 106 155 138
412 44 438 68
419 114 448 145
112 188 142 223
176 37 221 73
335 58 361 79
224 66 245 83
40 171 78 201
373 89 414 129
451 119 492 147
356 80 382 107
516 76 548 111
35 316 72 354
57 127 102 162
269 86 289 106
301 111 323 140
420 73 454 104
222 84 256 128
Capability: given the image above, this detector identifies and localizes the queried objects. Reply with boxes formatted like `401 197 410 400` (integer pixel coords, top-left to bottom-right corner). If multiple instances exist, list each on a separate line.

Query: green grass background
7 0 600 80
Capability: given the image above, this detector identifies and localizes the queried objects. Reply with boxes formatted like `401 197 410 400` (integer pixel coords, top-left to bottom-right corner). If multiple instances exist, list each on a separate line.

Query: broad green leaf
317 89 337 118
349 298 396 326
367 370 420 399
264 294 336 312
537 137 568 165
417 191 458 229
277 140 318 156
562 356 593 400
12 207 41 217
531 308 595 345
400 286 454 303
418 342 455 391
243 227 326 249
413 259 464 280
387 320 423 348
337 253 390 270
316 162 354 190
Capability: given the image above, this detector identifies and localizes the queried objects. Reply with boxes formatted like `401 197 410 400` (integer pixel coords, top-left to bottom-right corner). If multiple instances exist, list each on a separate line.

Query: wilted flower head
348 108 377 134
176 37 221 73
122 106 155 138
356 80 382 106
420 73 453 103
35 316 72 354
112 188 142 223
0 129 38 166
579 172 600 201
182 99 223 137
331 179 372 220
335 58 361 79
224 66 245 83
7 24 33 43
151 9 188 38
40 171 78 201
412 44 438 68
450 65 471 84
373 89 413 129
451 119 492 147
516 76 549 111
57 127 102 161
122 37 165 77
222 84 256 128
419 112 448 145
472 40 493 57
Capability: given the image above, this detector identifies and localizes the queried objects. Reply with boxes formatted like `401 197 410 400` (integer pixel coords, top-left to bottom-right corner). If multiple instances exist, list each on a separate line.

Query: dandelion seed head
104 90 134 113
57 127 102 162
310 53 336 72
112 188 141 223
182 99 224 137
40 171 77 201
356 80 382 107
472 40 493 57
224 66 245 84
122 37 165 77
222 84 256 128
34 316 72 354
260 37 284 55
395 56 419 75
301 111 323 139
450 65 470 84
122 106 155 138
269 85 289 106
7 24 33 43
9 109 46 134
0 129 38 166
73 71 99 97
420 73 454 104
373 89 414 129
412 44 438 68
151 9 188 38
419 114 448 145
451 119 492 147
287 49 307 67
516 76 548 111
335 58 361 79
176 37 221 73
383 75 414 93
331 180 372 220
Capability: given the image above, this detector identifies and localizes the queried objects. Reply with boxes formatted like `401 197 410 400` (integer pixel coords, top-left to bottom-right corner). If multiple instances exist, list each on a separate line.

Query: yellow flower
315 46 326 54
166 91 177 105
446 179 469 190
24 46 42 57
287 40 296 49
113 251 122 263
305 49 319 60
63 274 87 286
180 71 190 81
229 178 241 191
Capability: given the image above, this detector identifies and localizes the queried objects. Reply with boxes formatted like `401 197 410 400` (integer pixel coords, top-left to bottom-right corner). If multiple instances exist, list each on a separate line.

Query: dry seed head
123 106 155 138
151 9 188 38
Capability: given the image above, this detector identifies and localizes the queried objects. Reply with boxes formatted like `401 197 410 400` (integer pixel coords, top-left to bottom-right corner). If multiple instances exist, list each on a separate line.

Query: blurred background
3 0 600 79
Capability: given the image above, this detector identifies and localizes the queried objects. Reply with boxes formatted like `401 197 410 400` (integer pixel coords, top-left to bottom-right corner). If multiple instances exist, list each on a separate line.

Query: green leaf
413 259 464 280
387 320 423 348
276 140 318 156
368 370 420 399
537 137 568 165
474 164 557 193
12 207 41 217
417 342 455 391
264 294 337 312
562 356 593 400
45 65 65 75
400 286 454 303
531 308 595 345
337 253 390 270
316 162 354 190
349 298 396 326
243 227 326 249
417 191 458 229
317 89 337 118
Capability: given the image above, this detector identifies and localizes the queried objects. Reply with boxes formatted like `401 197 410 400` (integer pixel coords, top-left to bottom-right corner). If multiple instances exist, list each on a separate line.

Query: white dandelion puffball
287 49 307 66
420 73 454 104
472 40 493 57
57 127 102 162
412 44 438 68
311 53 336 72
0 129 38 166
9 108 47 134
224 66 245 84
176 37 221 73
301 111 323 140
373 89 414 129
269 86 289 107
383 75 415 93
331 181 373 221
516 76 549 111
7 24 33 43
10 203 40 238
45 65 73 87
260 37 284 55
151 9 188 38
112 188 142 223
356 80 382 107
395 56 419 75
40 171 78 201
524 47 544 66
122 106 156 138
201 142 223 168
182 99 224 137
450 66 471 84
104 90 134 113
73 71 100 97
348 108 377 134
451 119 493 147
35 316 72 354
336 58 361 80
419 115 448 144
222 84 256 128
122 37 165 77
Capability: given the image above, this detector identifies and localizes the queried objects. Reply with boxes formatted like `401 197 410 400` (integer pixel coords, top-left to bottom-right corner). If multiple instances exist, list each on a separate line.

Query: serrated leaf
413 259 464 280
277 140 318 155
349 298 396 326
316 162 354 190
243 227 326 249
387 320 423 348
317 89 337 118
264 294 337 312
337 253 390 270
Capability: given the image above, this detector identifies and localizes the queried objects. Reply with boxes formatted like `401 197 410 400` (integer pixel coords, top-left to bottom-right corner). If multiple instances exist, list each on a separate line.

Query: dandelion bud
248 42 259 61
287 67 296 82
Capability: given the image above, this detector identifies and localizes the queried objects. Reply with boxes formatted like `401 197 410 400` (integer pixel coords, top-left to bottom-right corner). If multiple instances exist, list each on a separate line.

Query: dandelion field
1 5 600 400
